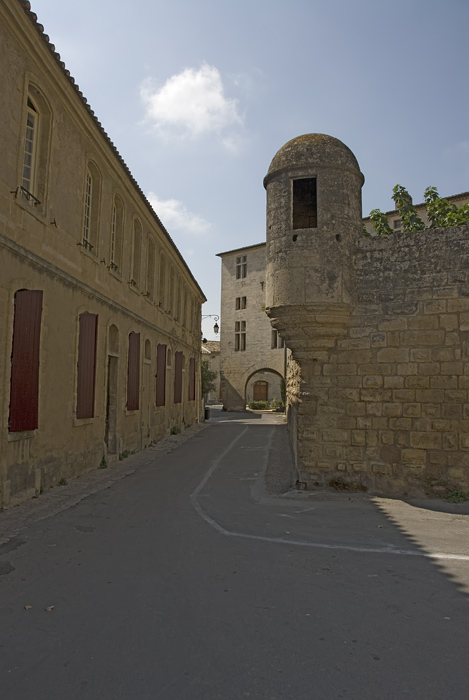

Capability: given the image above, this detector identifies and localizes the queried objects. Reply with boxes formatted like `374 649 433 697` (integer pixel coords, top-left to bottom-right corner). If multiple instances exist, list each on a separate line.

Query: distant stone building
201 340 221 404
217 244 285 410
363 192 469 235
0 0 205 508
264 133 469 497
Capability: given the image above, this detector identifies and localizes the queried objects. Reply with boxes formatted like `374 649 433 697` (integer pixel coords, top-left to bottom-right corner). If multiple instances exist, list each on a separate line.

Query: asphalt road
1 408 469 699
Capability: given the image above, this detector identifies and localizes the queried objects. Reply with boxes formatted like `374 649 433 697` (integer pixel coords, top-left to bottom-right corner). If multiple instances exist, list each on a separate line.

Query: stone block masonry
294 225 469 496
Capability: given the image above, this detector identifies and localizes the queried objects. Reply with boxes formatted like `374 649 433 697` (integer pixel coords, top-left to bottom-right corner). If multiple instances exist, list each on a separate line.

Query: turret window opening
292 177 317 229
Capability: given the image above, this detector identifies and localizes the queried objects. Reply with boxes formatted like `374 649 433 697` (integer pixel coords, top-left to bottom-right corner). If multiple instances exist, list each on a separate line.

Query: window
180 285 186 326
110 195 124 272
146 237 155 298
82 162 101 251
271 329 285 349
174 351 183 404
393 219 402 230
19 86 52 210
127 332 140 411
292 178 317 229
76 313 98 419
156 344 167 406
187 295 192 331
132 219 142 287
159 253 166 307
188 357 196 401
236 256 247 279
144 338 151 361
9 290 43 432
22 98 38 196
235 296 247 310
168 266 175 315
235 321 246 351
167 348 172 369
176 281 181 321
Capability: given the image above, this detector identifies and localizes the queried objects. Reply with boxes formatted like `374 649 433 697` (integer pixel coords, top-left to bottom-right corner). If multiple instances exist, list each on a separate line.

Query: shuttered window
156 343 166 407
174 351 183 404
127 332 140 410
9 289 43 432
76 313 98 419
188 357 196 401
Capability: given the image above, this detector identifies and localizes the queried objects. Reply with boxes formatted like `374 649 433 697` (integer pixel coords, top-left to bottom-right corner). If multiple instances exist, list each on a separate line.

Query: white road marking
190 429 469 562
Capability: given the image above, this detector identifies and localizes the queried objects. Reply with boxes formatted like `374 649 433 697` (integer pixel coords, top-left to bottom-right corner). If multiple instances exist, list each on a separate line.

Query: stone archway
245 368 283 406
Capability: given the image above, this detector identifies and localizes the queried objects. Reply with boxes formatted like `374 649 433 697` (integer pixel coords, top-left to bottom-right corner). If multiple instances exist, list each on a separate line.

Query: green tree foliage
392 185 426 232
201 360 217 397
367 184 469 236
369 209 393 236
424 186 469 228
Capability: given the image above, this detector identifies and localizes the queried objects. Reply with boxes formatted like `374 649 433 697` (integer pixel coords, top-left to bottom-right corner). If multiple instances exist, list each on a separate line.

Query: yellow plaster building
0 0 206 507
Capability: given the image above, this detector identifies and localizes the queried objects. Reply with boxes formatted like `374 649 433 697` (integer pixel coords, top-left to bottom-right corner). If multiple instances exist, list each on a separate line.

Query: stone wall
291 225 469 496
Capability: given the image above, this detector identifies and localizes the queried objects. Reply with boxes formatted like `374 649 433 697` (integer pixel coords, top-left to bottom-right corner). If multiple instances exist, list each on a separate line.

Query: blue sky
30 0 469 340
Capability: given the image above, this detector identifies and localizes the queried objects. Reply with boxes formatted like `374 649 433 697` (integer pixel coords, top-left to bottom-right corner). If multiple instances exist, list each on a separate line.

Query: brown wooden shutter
174 351 183 404
9 289 43 432
127 332 140 410
188 357 196 401
76 313 98 419
156 343 166 406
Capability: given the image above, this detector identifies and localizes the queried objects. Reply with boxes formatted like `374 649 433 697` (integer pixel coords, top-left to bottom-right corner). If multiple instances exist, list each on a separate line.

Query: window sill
7 429 36 442
125 409 139 416
73 417 94 427
108 266 122 281
79 245 98 263
15 195 47 224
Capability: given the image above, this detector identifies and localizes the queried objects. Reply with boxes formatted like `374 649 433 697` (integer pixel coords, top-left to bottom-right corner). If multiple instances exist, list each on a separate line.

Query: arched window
19 85 52 211
176 280 181 322
22 98 38 195
110 195 124 272
132 219 142 287
182 287 187 328
146 237 155 299
159 253 166 308
168 266 175 315
144 338 151 361
82 161 101 252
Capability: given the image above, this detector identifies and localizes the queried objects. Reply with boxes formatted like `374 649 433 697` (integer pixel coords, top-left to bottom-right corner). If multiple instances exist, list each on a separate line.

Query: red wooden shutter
9 289 43 432
76 313 98 419
156 343 166 406
174 351 183 404
127 332 140 410
188 357 196 401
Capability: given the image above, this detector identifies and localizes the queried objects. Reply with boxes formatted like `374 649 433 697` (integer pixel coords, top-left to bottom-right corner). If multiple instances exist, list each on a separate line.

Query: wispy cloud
147 192 211 235
140 63 244 149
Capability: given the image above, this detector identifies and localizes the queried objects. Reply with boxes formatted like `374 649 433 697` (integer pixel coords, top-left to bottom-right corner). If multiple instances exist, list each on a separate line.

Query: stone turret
264 134 364 359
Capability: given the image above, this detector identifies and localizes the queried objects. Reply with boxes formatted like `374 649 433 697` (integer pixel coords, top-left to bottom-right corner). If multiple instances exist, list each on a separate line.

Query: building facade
217 244 285 410
0 0 205 508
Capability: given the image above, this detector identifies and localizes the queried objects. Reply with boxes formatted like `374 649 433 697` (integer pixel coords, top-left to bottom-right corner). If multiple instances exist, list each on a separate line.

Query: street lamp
202 314 219 336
